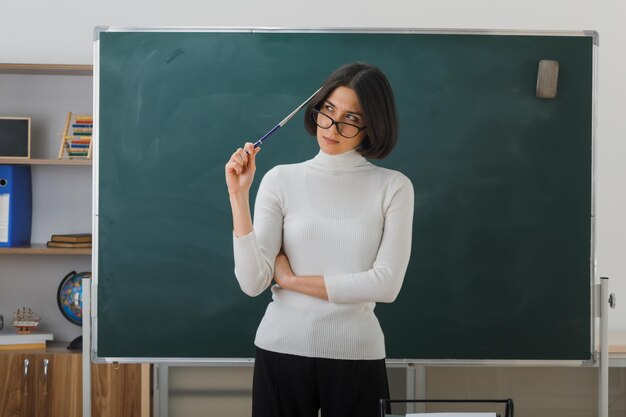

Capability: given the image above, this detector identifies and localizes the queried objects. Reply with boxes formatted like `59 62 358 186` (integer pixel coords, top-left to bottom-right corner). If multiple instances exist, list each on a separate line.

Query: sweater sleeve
324 173 414 304
232 168 284 297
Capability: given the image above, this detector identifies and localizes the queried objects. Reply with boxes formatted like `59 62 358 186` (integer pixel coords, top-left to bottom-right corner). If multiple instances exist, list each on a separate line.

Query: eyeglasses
311 109 366 139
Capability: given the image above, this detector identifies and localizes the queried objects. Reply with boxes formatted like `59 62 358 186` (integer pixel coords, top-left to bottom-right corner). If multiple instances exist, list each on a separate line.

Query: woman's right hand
225 142 260 195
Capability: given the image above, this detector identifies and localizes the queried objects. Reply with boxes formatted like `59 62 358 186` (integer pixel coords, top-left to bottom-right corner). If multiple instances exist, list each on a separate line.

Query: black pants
252 347 390 417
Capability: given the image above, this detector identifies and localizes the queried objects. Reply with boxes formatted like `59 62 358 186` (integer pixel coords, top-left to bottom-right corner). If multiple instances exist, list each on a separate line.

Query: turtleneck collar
306 149 371 171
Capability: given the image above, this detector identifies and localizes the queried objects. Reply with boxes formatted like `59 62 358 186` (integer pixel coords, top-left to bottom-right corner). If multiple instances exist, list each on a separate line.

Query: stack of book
46 233 92 249
0 330 54 350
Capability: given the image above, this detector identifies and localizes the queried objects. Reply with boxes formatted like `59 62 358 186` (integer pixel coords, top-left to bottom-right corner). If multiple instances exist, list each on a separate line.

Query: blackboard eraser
536 60 559 99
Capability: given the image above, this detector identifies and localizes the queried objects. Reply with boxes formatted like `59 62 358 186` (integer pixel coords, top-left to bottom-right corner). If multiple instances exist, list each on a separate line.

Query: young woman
225 62 414 417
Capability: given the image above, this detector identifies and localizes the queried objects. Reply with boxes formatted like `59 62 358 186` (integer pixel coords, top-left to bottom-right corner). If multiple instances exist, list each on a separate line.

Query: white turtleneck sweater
233 149 414 360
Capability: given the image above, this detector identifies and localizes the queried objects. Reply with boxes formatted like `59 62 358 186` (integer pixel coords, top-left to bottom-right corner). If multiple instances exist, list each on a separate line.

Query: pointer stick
247 88 322 153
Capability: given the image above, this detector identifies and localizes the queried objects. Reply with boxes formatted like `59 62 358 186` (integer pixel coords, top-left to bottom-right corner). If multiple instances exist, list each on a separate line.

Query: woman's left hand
273 252 329 300
274 252 294 288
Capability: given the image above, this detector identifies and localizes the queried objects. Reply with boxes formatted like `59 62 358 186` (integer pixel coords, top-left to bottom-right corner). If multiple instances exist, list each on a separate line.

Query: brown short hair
304 62 398 159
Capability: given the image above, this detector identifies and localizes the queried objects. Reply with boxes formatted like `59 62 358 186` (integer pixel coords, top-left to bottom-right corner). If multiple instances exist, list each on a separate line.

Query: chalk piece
536 60 559 99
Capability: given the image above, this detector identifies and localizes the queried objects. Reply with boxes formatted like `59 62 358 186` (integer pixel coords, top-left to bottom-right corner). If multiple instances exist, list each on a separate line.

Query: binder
0 164 32 247
379 398 514 417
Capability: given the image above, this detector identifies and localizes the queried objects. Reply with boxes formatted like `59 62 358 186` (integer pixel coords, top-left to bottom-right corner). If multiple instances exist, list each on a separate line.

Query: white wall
1 0 624 338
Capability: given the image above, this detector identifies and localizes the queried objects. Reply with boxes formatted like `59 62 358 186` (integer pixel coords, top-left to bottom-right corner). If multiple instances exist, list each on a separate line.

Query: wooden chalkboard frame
0 117 31 159
92 28 597 364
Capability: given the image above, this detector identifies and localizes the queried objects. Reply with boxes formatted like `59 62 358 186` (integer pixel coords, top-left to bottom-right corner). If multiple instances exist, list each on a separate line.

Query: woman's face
315 86 367 155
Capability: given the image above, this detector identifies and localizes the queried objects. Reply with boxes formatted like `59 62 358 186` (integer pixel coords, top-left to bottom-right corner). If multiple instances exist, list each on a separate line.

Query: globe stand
67 335 82 351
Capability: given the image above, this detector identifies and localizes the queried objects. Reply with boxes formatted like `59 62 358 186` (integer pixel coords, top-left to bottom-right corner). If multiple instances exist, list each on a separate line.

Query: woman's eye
346 114 359 122
324 105 334 112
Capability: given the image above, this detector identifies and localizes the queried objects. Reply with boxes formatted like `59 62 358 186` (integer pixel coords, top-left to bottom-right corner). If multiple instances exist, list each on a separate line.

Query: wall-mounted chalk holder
536 60 559 99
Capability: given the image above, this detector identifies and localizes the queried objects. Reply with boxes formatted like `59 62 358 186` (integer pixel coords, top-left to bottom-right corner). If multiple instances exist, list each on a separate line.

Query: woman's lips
322 136 339 144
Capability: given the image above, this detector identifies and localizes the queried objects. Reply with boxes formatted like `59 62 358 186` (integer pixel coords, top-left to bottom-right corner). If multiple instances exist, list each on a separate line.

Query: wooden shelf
0 243 92 255
0 67 92 257
0 63 92 76
0 158 91 166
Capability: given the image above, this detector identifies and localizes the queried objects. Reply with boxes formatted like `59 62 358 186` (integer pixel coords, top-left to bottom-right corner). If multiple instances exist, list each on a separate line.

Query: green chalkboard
96 30 594 360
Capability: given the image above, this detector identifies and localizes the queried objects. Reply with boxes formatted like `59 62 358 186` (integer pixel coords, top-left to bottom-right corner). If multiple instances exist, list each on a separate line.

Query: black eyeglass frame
311 109 367 139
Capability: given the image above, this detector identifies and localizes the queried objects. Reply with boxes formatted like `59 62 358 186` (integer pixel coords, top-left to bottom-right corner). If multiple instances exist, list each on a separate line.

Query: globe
57 271 89 326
